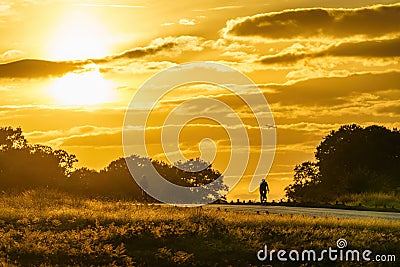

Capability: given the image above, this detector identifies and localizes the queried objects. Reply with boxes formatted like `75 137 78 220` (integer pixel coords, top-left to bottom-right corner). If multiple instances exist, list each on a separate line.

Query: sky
0 0 399 201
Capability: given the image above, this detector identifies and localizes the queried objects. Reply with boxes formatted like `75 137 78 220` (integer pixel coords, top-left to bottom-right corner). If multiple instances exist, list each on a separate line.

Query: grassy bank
336 192 400 209
0 190 398 266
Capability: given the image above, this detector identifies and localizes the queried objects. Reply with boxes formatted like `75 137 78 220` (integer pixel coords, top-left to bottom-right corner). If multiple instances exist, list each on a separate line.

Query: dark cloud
0 59 83 78
94 42 176 63
114 42 176 59
0 36 202 78
324 38 400 58
94 36 202 63
260 38 400 64
260 52 308 65
223 4 400 40
376 103 400 115
264 71 400 106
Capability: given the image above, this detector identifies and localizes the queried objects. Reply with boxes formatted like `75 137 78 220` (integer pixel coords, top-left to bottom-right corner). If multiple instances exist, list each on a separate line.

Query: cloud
323 38 400 57
0 36 204 77
128 71 399 126
161 22 175 27
0 49 25 62
0 106 125 134
100 60 177 75
208 6 243 11
179 18 198 26
74 4 145 9
58 132 121 147
193 5 243 12
264 71 400 106
95 36 204 62
194 71 400 121
376 102 400 116
47 128 122 147
260 38 400 65
25 125 120 142
0 35 204 78
223 4 400 41
0 3 12 17
0 59 83 78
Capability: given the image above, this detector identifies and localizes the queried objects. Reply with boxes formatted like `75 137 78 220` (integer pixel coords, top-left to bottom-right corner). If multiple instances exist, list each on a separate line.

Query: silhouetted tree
174 158 228 203
0 127 227 202
286 124 400 201
82 155 228 202
175 158 221 186
96 157 142 199
285 161 321 202
0 127 27 150
0 127 77 190
67 167 99 195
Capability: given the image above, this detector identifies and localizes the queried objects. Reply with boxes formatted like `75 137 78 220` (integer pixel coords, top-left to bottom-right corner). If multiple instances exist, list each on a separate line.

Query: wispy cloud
0 3 10 12
161 22 175 27
75 3 145 9
179 18 198 26
209 5 243 11
0 49 25 62
193 5 243 12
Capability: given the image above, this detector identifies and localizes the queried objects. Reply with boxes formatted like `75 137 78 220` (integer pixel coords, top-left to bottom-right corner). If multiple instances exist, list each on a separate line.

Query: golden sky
0 0 399 201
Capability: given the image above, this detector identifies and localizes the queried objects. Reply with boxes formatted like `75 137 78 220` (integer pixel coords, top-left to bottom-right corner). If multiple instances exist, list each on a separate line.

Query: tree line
285 124 400 202
2 124 398 203
0 127 226 201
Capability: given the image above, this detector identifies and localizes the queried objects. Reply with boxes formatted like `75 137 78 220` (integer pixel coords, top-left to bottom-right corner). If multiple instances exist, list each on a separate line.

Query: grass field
337 192 400 209
0 190 398 266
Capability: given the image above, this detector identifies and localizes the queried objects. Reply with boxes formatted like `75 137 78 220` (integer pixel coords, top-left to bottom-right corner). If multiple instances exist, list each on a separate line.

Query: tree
285 161 321 201
0 126 27 150
286 124 400 201
174 158 222 186
67 167 99 195
0 127 77 190
174 158 228 203
83 155 228 202
0 127 228 202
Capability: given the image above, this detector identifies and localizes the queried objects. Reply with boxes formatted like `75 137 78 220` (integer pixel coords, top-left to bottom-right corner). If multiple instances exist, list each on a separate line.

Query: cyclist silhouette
259 178 269 204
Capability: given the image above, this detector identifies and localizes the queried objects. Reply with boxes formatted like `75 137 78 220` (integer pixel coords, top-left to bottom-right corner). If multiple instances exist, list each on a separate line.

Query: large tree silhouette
0 127 77 190
0 127 228 202
286 124 400 201
88 156 227 201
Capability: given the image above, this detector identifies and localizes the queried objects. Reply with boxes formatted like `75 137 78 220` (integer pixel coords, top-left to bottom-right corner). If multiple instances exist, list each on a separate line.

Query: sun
48 67 116 106
47 9 111 60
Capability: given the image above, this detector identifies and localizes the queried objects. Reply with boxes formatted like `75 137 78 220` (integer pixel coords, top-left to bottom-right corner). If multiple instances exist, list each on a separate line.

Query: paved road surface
206 204 400 221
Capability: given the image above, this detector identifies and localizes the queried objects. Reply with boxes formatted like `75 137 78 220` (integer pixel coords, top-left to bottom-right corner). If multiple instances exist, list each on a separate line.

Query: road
206 204 400 221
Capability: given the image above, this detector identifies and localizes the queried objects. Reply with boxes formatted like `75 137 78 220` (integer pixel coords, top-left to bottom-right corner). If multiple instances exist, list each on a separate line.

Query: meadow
337 192 400 209
0 190 398 266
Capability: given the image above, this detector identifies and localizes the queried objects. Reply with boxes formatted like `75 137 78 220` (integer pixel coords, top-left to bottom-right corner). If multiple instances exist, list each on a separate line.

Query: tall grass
0 189 398 266
337 192 400 208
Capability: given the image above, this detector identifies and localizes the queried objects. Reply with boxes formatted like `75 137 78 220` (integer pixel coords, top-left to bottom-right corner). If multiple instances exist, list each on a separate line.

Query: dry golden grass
338 192 400 209
0 190 398 266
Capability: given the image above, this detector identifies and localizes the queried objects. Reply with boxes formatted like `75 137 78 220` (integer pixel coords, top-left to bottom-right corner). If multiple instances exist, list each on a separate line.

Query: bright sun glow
47 9 111 60
49 68 116 106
